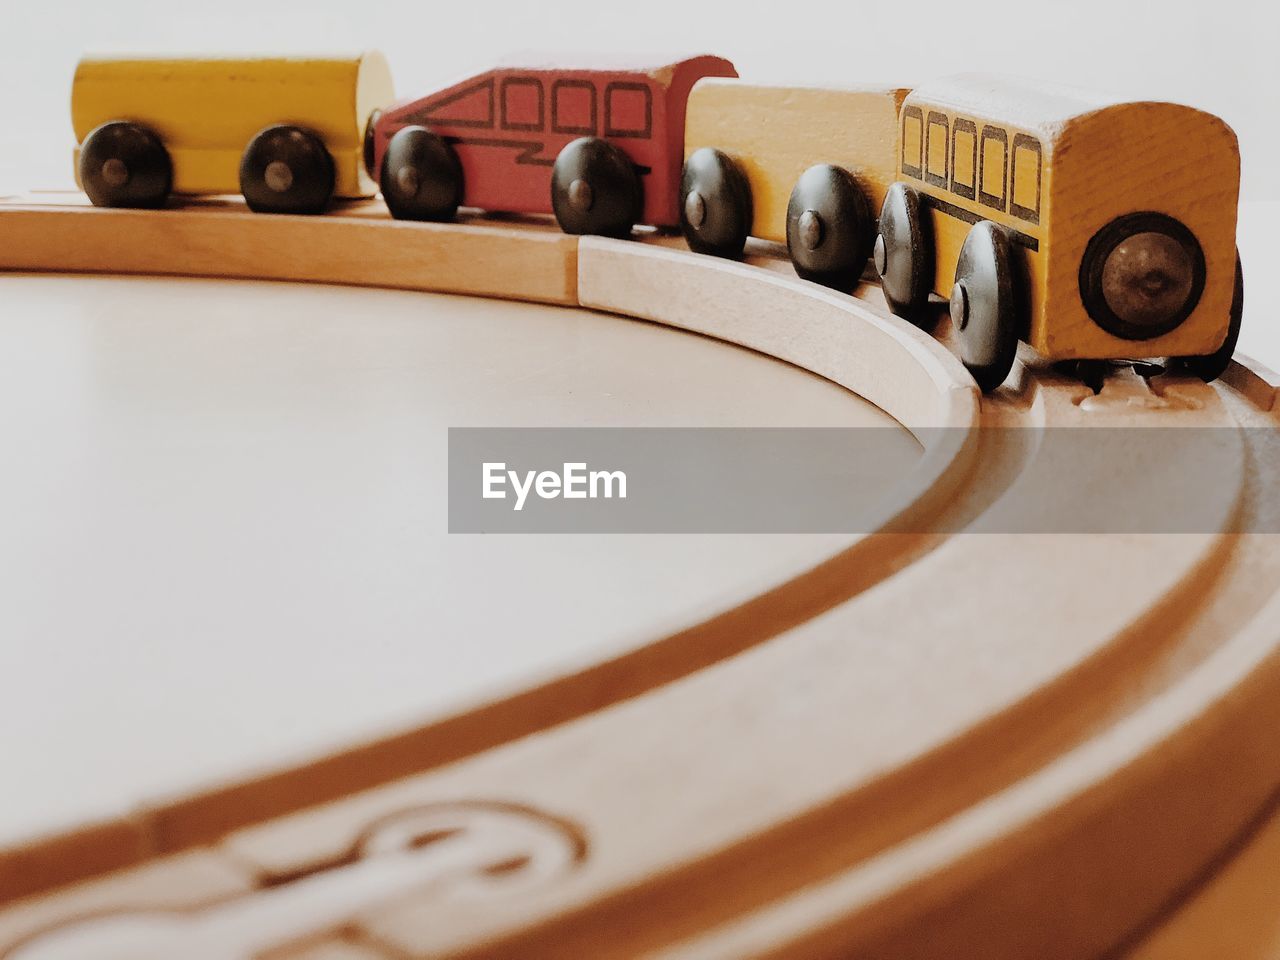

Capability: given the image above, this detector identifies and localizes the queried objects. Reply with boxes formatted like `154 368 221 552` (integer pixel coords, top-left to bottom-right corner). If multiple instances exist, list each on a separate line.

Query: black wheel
1177 253 1244 382
551 137 642 238
380 126 463 222
951 221 1023 392
363 109 383 179
78 121 171 209
679 147 752 259
785 164 872 290
239 125 335 215
1078 212 1205 341
875 182 934 327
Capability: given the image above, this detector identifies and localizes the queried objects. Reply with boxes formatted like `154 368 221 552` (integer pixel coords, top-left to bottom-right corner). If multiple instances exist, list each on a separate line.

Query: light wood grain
182 373 1261 960
1124 788 1280 959
1 199 1277 960
0 198 578 305
0 850 252 955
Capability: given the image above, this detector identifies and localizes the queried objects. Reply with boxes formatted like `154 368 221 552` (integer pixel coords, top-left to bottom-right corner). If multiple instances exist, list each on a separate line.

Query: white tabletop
0 272 912 844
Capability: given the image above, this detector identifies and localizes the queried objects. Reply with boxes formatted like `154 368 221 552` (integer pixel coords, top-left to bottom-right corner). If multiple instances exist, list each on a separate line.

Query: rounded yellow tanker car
71 54 393 215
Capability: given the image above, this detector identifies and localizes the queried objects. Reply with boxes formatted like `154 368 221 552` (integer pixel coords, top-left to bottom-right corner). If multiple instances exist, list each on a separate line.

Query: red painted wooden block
371 55 736 232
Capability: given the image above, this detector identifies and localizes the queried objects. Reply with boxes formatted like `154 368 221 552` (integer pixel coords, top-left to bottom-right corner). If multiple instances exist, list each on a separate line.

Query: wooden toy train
70 53 1244 392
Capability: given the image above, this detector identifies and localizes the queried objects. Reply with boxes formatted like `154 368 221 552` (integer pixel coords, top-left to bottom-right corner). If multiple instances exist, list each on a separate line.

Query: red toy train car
368 55 736 236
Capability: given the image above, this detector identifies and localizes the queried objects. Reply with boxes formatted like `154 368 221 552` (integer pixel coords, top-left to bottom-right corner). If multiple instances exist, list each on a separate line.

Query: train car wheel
1177 253 1243 382
363 109 383 180
679 148 753 259
78 121 172 209
239 125 336 216
551 138 643 238
952 221 1023 392
380 126 463 222
785 164 872 291
875 182 934 328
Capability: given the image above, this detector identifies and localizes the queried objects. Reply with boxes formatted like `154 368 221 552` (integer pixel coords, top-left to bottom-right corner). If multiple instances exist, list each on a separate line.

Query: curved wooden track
1 193 1278 960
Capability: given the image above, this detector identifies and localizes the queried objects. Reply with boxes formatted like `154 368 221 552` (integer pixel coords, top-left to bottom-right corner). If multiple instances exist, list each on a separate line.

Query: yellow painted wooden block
684 80 908 245
71 54 394 199
896 74 1239 361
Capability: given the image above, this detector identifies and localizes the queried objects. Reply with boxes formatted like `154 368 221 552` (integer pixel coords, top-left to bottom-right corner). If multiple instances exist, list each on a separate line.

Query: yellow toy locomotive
877 75 1242 389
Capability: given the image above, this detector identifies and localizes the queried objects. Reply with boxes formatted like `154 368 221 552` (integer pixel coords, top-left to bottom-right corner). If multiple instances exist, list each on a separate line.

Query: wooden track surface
1 192 1279 960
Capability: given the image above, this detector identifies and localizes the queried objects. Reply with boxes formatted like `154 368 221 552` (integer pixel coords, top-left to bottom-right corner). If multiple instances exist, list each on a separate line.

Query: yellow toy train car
875 74 1242 389
71 54 394 214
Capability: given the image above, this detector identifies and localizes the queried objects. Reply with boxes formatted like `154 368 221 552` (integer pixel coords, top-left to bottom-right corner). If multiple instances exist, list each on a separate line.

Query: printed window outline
604 81 653 138
950 117 978 200
551 79 597 135
1009 132 1043 224
500 77 544 131
901 105 924 179
420 77 495 130
979 125 1009 212
925 111 949 188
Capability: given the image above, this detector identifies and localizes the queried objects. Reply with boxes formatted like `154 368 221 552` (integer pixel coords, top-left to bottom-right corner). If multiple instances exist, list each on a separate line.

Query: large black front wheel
875 182 934 328
551 138 642 238
1177 253 1243 383
239 125 335 215
951 221 1024 392
79 121 172 209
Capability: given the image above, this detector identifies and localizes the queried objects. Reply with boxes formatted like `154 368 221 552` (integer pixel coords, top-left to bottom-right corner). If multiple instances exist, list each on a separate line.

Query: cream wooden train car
876 74 1243 389
72 54 394 215
678 81 908 289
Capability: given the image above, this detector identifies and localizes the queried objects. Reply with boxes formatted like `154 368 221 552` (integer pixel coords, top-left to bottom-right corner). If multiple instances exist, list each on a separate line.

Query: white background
2 0 1274 196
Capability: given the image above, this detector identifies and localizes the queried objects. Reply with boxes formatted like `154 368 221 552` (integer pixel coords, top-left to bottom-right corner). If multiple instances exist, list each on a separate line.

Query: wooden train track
2 192 1279 959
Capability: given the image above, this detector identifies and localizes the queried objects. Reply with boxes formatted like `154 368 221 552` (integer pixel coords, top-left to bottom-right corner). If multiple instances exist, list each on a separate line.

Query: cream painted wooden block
684 80 907 245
